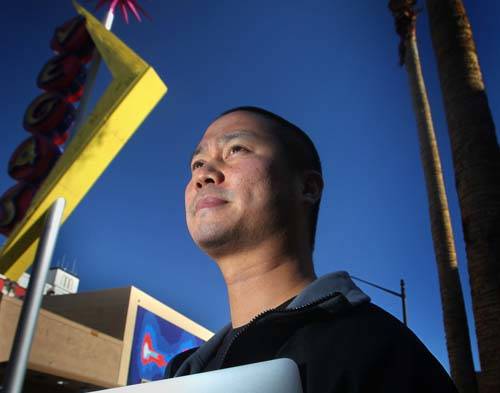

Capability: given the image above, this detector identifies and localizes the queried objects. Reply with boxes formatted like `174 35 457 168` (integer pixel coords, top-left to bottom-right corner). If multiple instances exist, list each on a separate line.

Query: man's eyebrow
219 130 261 143
189 130 262 163
191 145 204 163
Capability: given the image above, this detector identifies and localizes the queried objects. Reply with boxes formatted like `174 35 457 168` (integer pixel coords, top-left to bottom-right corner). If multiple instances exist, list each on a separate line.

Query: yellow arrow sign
0 2 167 280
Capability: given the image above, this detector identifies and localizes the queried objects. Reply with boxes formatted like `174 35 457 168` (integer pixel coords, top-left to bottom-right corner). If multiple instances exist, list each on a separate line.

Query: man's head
185 107 323 259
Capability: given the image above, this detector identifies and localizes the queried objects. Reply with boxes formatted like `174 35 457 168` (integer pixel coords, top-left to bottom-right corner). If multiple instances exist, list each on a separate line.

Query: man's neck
215 240 316 328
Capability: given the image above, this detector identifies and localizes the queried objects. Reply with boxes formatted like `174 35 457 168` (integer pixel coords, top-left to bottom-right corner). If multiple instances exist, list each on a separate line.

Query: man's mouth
195 196 228 212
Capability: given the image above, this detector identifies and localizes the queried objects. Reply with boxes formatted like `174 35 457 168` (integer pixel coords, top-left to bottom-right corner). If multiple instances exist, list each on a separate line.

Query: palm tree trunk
389 2 478 392
426 2 500 392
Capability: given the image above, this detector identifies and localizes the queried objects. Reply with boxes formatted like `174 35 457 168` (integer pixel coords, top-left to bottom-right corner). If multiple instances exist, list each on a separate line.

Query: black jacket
165 271 458 393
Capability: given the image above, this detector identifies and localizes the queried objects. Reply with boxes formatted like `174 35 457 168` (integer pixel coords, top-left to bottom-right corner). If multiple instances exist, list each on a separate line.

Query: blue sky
1 0 499 372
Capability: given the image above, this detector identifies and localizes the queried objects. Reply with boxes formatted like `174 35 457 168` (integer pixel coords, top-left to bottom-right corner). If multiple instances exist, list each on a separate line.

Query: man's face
185 111 298 256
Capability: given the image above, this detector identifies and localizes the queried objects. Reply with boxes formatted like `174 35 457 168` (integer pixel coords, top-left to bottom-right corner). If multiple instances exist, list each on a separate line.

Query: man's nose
195 163 224 189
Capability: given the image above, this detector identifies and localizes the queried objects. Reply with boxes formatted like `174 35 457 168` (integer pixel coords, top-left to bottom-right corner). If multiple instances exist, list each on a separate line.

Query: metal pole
351 275 408 326
2 198 66 393
350 275 402 298
400 279 407 326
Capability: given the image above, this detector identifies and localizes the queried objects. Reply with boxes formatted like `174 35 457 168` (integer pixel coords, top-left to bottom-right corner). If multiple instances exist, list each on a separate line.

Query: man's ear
301 170 323 204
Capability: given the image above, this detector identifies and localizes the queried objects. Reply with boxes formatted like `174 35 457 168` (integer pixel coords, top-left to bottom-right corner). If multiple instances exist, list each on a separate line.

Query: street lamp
350 275 407 326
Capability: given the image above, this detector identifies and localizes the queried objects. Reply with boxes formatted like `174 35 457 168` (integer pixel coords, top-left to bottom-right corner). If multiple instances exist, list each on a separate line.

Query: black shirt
203 297 295 372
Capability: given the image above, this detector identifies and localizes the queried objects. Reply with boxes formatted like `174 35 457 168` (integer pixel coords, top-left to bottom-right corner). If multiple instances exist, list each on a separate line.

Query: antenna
61 254 67 271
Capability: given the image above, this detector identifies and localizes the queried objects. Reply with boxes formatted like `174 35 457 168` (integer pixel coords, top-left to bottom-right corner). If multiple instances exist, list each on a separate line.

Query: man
165 107 457 393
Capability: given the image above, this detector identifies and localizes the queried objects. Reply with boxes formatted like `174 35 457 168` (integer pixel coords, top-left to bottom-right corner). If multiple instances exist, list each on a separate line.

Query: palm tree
388 2 477 392
426 1 500 392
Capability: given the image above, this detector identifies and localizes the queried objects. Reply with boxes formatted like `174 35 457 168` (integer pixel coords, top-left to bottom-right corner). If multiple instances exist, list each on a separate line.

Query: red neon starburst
94 0 150 23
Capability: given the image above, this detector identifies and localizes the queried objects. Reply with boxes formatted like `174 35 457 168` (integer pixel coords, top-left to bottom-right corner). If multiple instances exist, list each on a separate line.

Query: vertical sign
0 1 167 280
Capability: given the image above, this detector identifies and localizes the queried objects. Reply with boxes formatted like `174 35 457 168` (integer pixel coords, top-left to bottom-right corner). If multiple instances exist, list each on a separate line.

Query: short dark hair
218 106 323 250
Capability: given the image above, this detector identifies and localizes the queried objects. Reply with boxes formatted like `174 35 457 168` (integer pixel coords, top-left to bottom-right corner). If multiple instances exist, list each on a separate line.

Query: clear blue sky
1 0 499 372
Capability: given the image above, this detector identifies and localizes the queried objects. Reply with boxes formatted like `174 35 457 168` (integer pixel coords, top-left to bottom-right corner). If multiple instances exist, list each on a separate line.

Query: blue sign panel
128 305 205 384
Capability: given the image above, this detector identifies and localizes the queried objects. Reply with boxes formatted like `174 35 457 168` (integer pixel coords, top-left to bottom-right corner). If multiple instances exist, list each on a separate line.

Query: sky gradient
1 0 499 373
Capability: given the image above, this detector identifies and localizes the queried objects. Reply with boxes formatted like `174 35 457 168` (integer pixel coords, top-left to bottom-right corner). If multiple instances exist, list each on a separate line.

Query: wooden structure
0 287 212 392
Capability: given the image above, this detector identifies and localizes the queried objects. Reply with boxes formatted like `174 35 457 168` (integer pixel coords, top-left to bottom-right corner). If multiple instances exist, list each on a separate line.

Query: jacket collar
173 271 370 377
288 270 370 309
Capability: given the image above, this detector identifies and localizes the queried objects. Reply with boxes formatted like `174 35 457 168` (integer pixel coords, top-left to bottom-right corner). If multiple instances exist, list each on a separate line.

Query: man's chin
192 228 240 257
195 234 231 251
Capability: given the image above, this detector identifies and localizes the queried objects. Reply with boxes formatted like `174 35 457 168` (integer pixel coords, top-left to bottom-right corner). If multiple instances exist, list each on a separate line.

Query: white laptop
96 358 303 393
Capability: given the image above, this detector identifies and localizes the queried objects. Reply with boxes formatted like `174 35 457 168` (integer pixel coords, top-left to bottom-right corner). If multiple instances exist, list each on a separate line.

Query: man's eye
228 145 249 156
191 161 204 171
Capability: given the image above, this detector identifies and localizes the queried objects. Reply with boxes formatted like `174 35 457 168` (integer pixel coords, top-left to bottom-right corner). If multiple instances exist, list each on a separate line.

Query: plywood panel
43 287 131 340
0 296 123 388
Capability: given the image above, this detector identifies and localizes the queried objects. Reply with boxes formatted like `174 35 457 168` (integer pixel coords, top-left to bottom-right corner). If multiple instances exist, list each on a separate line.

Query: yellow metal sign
0 1 167 280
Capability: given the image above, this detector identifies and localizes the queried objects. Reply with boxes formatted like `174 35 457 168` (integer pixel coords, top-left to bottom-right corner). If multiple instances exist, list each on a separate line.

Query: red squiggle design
141 333 167 367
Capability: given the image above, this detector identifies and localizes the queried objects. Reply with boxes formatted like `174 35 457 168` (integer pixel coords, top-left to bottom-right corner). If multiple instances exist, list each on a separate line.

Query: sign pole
2 198 66 393
70 10 114 140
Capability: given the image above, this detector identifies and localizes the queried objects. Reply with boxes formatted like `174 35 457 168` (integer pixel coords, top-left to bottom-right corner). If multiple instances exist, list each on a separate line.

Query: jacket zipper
219 291 342 366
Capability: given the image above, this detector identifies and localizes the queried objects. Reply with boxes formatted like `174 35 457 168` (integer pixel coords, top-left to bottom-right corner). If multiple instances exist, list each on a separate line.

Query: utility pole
351 275 407 326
